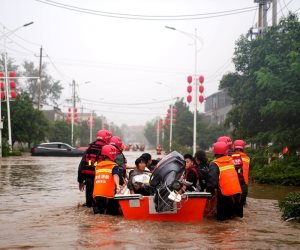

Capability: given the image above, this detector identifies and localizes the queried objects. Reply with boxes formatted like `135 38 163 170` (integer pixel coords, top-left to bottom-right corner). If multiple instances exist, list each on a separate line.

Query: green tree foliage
144 119 156 147
144 98 226 151
2 93 49 148
220 14 300 151
22 61 63 106
49 120 71 144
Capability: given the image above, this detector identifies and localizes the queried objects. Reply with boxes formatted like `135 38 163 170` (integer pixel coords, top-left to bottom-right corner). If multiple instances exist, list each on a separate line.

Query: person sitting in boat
180 154 200 192
127 157 151 196
141 153 156 172
194 150 209 191
93 145 121 215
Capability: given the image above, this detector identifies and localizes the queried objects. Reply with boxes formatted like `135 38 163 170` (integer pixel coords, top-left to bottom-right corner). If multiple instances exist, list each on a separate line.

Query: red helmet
101 145 117 161
110 136 123 150
234 140 246 150
96 130 112 143
217 136 233 148
213 141 228 155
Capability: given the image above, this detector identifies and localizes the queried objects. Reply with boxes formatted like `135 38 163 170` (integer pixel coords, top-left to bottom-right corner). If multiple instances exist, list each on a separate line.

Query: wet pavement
1 152 300 249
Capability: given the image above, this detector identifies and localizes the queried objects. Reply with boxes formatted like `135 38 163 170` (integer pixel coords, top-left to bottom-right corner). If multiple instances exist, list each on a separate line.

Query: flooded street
1 152 300 249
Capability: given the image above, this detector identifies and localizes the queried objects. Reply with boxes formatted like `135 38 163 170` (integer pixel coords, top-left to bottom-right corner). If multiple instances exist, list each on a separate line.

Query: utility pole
156 118 159 146
272 0 277 26
71 80 75 146
37 47 42 110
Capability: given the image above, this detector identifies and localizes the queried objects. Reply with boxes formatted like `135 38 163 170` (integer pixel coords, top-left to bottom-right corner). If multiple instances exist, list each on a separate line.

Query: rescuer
77 129 112 207
206 141 243 221
233 139 250 205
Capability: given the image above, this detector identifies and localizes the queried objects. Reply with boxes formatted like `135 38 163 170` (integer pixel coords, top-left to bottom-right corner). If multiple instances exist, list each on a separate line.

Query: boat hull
115 192 211 222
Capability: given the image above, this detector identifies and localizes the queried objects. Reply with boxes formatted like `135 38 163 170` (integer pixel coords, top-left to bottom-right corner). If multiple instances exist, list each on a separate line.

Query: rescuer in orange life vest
77 129 112 207
233 139 250 206
93 144 121 215
206 141 243 221
109 136 127 186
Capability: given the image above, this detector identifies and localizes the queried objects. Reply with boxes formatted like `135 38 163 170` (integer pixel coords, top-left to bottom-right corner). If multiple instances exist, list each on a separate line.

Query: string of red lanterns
0 71 17 101
186 75 205 104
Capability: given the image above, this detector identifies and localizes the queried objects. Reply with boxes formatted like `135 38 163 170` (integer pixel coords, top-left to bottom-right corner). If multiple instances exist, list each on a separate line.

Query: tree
49 120 71 144
144 98 227 152
2 93 50 148
144 119 156 147
220 13 300 151
22 61 63 106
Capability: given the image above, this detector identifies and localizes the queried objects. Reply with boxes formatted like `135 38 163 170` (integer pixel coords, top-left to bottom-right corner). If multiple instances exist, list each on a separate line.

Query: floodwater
1 151 300 250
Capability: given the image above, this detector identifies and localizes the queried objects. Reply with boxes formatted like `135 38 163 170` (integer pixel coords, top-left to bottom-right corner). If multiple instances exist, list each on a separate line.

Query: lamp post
1 22 34 154
165 26 203 155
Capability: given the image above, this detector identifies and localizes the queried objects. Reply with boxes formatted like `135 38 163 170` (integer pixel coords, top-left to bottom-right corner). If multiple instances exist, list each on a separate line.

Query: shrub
279 192 300 221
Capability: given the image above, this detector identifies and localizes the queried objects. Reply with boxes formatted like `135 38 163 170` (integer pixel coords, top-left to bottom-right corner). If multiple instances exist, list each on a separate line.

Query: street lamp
165 26 203 155
0 22 34 155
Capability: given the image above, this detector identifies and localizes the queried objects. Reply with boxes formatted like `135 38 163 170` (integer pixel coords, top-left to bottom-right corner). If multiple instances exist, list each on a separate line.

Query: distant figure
206 141 243 221
93 145 121 215
233 139 250 205
156 144 162 155
77 129 112 207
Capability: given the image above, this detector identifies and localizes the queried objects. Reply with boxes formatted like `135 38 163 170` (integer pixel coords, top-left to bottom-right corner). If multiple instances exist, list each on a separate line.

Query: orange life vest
214 156 242 196
93 160 117 199
239 152 250 184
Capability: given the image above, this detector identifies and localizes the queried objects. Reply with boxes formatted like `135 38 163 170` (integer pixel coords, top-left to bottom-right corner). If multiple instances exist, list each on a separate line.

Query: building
204 89 232 125
43 107 64 121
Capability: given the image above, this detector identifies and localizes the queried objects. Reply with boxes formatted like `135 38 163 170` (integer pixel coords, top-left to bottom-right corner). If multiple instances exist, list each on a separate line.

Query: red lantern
74 108 78 113
199 95 204 103
10 81 16 89
173 108 177 113
68 107 71 112
9 71 15 78
187 85 192 93
1 92 5 100
199 75 204 83
167 108 171 114
11 91 17 99
67 118 71 123
187 95 192 103
0 82 4 90
187 75 192 84
166 113 170 119
199 85 204 93
0 72 4 78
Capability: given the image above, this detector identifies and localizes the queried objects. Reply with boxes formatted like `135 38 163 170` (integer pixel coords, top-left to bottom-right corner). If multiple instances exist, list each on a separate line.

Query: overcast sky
1 0 299 126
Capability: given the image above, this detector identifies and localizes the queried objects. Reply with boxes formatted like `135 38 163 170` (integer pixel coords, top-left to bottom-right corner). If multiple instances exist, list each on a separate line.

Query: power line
80 97 176 106
36 0 257 21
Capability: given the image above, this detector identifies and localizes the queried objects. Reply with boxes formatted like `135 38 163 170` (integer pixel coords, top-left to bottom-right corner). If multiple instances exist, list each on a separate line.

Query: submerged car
31 142 84 157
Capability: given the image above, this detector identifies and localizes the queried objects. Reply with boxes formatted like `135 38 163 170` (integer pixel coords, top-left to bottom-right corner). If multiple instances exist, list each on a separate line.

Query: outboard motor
149 151 186 212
